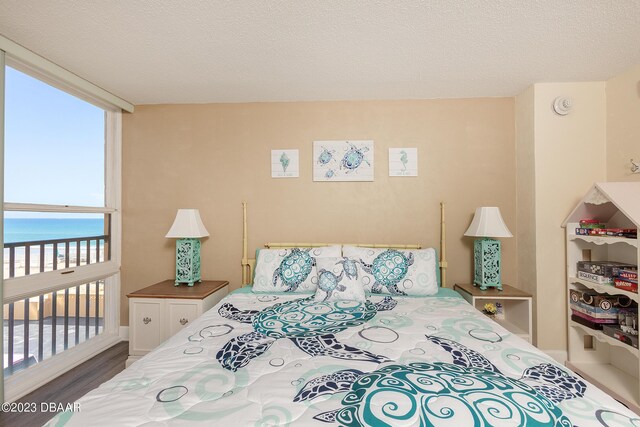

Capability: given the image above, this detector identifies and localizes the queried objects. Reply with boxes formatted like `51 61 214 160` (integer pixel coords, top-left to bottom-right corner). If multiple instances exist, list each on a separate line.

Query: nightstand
126 279 229 367
454 283 533 344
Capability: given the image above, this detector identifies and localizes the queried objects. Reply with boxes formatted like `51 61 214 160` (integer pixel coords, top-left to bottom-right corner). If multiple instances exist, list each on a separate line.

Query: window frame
1 45 127 401
3 62 121 301
1 45 6 404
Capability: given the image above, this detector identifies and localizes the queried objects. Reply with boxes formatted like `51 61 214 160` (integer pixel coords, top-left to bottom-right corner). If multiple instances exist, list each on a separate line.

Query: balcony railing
3 281 104 376
4 234 110 279
3 235 110 376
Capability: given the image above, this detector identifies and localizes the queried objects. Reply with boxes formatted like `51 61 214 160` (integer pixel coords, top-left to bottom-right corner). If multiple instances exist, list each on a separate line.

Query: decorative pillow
342 246 438 296
252 245 342 293
314 257 366 302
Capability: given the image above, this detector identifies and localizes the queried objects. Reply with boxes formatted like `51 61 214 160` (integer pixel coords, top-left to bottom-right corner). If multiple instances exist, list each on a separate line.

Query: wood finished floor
0 341 128 427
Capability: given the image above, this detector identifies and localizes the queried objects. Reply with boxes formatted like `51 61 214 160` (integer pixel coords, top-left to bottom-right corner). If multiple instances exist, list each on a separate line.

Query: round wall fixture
553 96 572 115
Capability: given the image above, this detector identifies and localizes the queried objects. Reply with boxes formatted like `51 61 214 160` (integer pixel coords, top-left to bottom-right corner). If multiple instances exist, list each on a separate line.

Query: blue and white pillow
314 257 366 302
342 246 438 296
253 246 342 293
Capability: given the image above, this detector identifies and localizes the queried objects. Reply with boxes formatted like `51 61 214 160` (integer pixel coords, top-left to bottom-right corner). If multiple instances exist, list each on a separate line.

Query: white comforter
46 290 639 426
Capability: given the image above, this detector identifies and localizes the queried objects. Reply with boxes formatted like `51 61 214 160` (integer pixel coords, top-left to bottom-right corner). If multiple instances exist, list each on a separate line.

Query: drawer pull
179 318 189 325
143 317 152 325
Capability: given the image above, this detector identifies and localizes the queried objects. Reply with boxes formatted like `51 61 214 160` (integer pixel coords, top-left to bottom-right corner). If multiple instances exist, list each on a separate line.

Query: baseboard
119 326 129 341
541 349 567 364
4 333 122 402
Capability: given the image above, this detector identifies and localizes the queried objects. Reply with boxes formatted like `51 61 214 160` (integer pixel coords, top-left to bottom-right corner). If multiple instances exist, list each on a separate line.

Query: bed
45 204 640 426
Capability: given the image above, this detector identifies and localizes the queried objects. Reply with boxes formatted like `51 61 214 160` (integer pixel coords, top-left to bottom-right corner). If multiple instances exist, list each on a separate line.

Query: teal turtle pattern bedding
47 290 639 426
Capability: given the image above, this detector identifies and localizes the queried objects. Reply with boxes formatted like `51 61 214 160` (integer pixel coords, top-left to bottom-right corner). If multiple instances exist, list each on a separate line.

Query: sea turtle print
340 142 370 172
317 146 336 165
272 248 316 292
216 296 397 371
317 268 346 301
360 249 414 295
337 257 359 280
298 336 584 426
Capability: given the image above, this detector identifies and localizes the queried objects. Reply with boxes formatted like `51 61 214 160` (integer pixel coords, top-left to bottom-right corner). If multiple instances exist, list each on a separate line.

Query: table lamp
166 209 209 286
464 207 512 291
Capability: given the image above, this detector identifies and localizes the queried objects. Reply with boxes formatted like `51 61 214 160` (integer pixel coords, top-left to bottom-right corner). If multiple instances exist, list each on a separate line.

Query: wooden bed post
440 202 448 287
242 202 248 285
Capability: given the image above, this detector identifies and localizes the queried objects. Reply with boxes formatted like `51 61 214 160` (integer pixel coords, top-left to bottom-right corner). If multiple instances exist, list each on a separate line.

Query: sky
4 66 105 218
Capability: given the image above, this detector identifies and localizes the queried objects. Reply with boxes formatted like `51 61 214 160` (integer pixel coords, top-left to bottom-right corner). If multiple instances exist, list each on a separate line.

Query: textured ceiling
1 1 639 105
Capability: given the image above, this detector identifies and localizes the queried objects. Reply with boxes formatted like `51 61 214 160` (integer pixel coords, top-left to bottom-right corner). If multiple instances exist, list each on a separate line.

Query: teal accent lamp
166 209 210 287
464 207 512 291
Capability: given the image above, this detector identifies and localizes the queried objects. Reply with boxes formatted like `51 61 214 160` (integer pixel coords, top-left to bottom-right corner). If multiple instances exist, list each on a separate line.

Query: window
4 67 105 207
1 57 123 400
4 212 110 279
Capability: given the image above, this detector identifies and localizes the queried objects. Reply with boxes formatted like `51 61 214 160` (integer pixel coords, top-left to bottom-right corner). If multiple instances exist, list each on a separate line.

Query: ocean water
4 218 105 244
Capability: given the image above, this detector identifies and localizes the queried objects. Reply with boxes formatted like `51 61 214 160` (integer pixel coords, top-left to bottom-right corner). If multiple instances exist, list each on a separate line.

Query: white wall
607 64 640 182
516 82 607 353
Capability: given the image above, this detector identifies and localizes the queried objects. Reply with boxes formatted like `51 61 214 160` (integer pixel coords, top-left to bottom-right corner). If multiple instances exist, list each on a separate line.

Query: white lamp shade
165 209 210 238
464 207 513 238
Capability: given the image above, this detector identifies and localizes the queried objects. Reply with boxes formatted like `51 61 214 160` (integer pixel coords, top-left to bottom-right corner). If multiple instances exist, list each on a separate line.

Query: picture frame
313 140 374 182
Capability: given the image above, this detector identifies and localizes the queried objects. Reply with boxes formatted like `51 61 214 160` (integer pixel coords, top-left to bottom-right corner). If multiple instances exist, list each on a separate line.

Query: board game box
577 261 637 277
613 268 638 282
571 313 605 330
614 278 638 293
602 325 639 348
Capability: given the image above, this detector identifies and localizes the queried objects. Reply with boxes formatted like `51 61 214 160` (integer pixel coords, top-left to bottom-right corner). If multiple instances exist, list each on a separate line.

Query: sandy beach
3 242 106 279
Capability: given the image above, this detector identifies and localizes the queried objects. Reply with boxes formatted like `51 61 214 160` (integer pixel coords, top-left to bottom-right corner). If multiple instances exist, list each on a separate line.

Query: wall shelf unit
569 234 638 248
563 182 640 413
570 321 638 355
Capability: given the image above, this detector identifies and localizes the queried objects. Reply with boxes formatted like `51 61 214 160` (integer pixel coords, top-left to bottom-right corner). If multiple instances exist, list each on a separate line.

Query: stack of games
599 228 637 238
575 219 637 238
603 309 639 348
569 289 632 330
613 267 638 293
577 260 637 285
575 219 605 235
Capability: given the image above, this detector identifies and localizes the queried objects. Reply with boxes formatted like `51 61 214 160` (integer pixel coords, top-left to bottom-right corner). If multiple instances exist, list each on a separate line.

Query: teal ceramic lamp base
174 238 202 286
473 238 502 291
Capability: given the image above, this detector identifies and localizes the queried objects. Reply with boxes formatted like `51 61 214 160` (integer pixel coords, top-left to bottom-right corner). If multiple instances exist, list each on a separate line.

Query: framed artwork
313 140 374 181
271 149 299 178
389 148 418 176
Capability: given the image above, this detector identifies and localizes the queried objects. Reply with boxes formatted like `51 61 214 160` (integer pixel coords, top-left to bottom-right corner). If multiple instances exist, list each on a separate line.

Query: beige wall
523 82 607 353
121 99 516 325
606 64 640 182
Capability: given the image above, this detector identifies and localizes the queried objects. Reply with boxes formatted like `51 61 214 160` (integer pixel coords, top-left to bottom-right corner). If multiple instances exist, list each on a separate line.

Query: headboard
241 202 448 287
